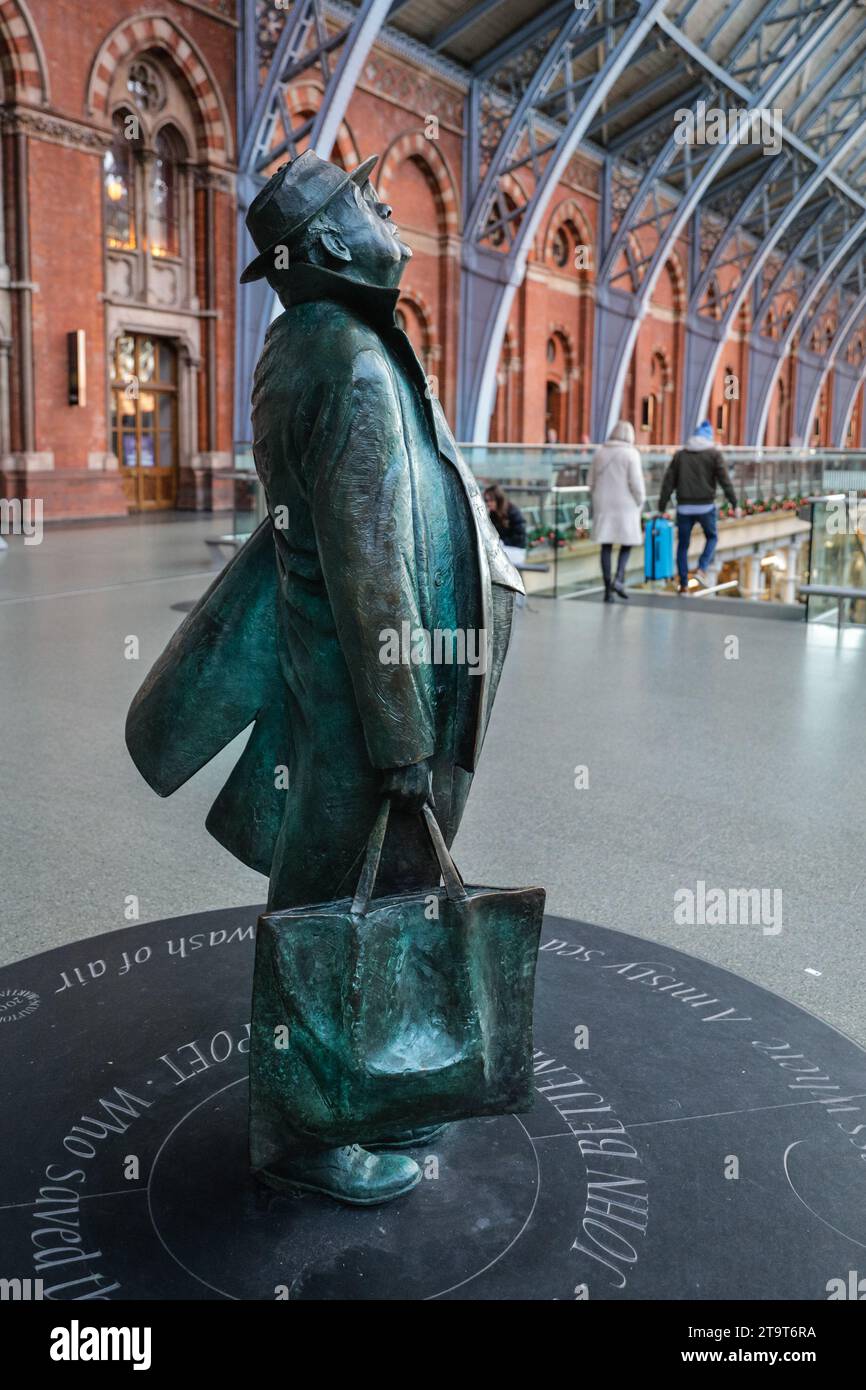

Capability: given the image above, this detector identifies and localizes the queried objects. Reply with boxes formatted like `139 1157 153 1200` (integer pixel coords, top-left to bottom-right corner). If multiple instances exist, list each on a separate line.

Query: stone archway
86 12 233 163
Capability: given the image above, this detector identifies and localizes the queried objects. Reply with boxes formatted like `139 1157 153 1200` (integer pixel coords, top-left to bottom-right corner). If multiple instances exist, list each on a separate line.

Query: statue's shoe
256 1143 421 1205
370 1123 450 1149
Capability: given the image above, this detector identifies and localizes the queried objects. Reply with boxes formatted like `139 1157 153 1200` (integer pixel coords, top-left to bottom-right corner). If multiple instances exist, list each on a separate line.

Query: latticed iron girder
789 39 866 166
797 241 866 358
691 153 817 314
464 5 613 246
598 0 851 437
751 198 837 328
600 85 719 282
241 0 330 173
240 0 391 177
678 14 866 433
689 153 806 314
234 0 866 445
602 0 853 295
695 130 866 427
665 0 829 85
458 0 669 439
473 0 575 82
724 0 841 90
796 279 866 446
606 125 757 295
691 11 866 318
701 182 860 326
845 146 866 192
749 220 866 444
589 73 699 145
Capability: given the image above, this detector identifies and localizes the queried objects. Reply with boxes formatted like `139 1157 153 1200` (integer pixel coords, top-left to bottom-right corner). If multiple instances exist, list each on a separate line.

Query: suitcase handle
351 800 467 916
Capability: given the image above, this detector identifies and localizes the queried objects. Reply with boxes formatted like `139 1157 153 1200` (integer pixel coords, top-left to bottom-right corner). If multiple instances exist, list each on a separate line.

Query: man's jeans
676 508 718 583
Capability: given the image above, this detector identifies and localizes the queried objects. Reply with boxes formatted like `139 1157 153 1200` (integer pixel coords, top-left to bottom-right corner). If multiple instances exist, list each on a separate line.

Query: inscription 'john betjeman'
534 1050 648 1293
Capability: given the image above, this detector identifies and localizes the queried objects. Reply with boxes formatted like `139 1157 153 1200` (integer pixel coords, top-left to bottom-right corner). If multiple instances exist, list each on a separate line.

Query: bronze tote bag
249 803 545 1165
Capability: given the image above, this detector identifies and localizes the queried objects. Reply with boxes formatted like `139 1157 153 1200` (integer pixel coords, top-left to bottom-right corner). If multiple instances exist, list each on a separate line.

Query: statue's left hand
382 759 431 813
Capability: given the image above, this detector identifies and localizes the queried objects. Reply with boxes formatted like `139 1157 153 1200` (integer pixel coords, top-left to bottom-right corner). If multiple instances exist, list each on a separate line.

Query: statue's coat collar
276 263 400 331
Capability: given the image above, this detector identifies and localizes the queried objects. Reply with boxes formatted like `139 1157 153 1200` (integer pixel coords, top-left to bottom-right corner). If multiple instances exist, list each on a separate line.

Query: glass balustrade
805 496 866 625
227 442 866 603
458 446 843 596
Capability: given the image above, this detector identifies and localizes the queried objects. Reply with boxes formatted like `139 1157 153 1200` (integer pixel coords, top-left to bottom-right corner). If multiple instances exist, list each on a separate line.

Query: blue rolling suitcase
644 516 675 581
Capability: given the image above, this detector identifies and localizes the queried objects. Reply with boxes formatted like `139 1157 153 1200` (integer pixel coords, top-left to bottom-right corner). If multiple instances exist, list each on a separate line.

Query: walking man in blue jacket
658 420 739 593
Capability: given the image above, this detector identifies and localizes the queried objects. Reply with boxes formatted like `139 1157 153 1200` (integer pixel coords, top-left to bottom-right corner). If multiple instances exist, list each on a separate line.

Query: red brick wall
1 0 237 518
28 141 105 466
618 244 686 447
212 183 236 456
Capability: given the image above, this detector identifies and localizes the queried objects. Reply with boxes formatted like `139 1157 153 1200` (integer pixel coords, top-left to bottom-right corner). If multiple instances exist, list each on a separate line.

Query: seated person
484 485 527 552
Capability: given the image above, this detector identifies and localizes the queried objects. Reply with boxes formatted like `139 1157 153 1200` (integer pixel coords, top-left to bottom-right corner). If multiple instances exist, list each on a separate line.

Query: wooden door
111 334 178 511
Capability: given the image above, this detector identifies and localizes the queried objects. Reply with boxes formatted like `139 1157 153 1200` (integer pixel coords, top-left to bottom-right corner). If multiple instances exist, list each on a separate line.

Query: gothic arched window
551 228 569 268
149 127 185 259
104 109 138 251
127 58 166 113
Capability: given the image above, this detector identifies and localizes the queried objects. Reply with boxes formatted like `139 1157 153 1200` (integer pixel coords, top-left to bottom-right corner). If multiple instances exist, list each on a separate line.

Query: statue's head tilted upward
240 150 412 291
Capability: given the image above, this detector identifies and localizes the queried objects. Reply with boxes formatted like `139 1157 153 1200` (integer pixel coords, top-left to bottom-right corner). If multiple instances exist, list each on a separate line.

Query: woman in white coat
588 420 646 601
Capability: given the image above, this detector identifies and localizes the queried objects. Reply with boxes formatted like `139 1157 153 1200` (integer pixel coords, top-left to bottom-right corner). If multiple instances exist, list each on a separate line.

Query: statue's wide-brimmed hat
240 150 379 284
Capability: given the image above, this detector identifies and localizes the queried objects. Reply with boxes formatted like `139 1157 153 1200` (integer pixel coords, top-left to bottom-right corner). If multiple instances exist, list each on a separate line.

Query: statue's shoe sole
254 1165 422 1206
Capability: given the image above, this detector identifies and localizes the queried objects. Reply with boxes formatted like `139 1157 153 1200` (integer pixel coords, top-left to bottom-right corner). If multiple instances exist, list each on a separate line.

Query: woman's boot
613 547 631 599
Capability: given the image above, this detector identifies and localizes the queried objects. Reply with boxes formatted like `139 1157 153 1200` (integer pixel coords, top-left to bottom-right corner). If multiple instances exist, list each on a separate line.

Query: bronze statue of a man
126 150 524 1204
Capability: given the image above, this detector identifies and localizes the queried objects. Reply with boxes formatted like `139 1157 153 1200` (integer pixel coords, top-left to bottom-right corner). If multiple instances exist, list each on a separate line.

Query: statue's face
332 178 412 287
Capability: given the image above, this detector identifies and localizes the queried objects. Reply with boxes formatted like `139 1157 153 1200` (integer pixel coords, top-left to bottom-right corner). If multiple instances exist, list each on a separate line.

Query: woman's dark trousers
601 544 631 589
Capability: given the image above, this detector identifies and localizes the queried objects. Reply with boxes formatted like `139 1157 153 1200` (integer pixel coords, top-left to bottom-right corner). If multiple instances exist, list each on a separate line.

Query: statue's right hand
381 759 431 814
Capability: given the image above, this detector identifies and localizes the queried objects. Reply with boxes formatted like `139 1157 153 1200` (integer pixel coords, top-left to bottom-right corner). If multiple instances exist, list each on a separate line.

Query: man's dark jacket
126 264 523 909
658 436 737 512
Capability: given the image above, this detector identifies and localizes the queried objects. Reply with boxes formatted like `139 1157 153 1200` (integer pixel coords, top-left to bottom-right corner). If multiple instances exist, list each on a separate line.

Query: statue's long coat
126 264 523 910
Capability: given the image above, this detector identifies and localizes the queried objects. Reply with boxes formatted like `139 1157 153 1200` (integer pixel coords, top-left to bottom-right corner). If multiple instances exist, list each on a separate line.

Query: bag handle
421 802 466 903
351 800 390 916
351 799 467 917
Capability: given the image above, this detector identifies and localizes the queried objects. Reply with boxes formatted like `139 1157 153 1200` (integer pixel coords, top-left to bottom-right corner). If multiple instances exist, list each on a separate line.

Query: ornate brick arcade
3 0 866 521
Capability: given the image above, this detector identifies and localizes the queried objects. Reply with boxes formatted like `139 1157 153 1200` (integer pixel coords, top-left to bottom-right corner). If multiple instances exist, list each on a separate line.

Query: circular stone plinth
2 907 864 1301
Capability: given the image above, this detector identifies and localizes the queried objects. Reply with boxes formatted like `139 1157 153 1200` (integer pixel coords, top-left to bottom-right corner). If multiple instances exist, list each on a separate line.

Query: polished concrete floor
2 516 865 1045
